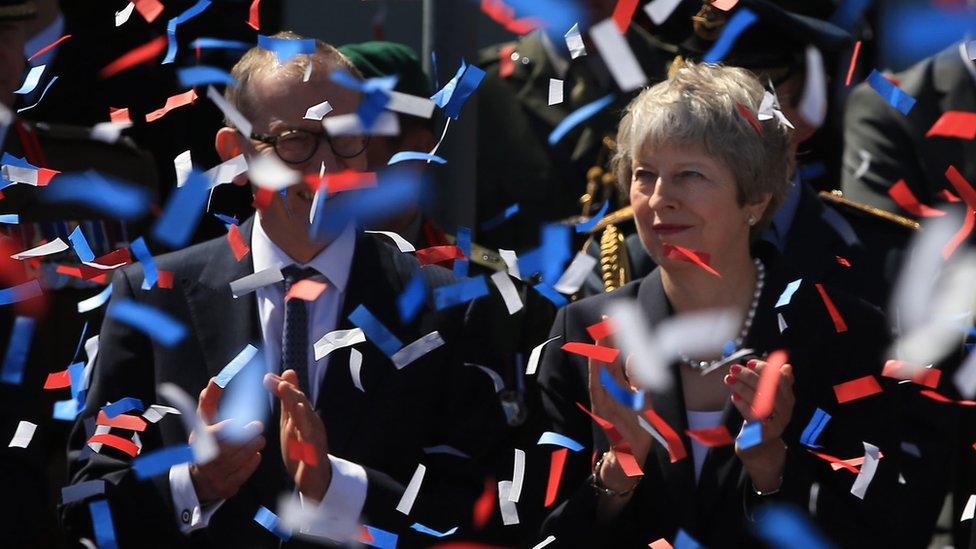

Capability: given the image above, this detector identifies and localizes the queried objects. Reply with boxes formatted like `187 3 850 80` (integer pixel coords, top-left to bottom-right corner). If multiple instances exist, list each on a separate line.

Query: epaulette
818 190 920 231
586 205 634 234
443 233 506 272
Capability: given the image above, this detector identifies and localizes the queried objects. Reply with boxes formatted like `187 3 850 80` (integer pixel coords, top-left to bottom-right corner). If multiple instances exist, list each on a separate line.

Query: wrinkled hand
725 358 794 490
264 369 331 502
587 334 653 491
189 378 265 504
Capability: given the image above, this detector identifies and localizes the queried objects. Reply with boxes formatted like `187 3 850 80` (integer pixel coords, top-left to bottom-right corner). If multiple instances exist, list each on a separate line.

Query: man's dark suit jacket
841 42 976 216
60 217 509 547
536 261 922 547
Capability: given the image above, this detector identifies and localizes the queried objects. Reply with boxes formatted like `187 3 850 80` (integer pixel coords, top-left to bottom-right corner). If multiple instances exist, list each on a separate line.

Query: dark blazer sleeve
60 267 186 546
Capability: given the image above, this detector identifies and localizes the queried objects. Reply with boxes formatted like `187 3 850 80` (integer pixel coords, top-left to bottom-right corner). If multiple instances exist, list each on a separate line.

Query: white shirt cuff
299 455 368 541
169 462 224 533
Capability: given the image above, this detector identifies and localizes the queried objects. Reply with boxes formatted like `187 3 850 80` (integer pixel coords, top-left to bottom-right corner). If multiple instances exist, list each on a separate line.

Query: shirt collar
23 14 65 68
763 173 802 251
251 214 356 293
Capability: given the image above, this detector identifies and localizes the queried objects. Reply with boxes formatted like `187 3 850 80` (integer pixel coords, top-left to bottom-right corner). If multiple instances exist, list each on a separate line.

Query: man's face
0 21 27 108
245 66 368 235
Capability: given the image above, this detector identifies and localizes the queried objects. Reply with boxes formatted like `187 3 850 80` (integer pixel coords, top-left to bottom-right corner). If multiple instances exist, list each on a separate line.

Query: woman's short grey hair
612 62 794 238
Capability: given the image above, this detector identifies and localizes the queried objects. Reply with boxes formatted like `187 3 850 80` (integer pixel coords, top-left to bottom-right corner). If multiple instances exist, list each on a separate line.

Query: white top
686 409 725 484
168 215 366 540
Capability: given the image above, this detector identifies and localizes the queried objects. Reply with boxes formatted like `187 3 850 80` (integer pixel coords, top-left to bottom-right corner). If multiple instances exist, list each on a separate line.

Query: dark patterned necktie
281 265 319 400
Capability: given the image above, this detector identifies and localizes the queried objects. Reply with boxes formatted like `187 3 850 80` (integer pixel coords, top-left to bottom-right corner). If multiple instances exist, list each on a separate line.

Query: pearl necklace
681 258 765 373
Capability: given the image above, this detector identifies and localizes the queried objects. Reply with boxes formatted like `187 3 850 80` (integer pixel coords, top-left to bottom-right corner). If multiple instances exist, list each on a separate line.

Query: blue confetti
215 344 259 388
88 500 118 549
798 163 826 181
722 340 736 358
133 444 194 479
177 66 237 88
480 203 519 231
152 170 210 249
453 226 472 278
775 279 802 308
866 69 916 116
754 504 834 549
68 225 95 262
107 300 187 347
398 272 426 324
61 480 106 505
189 37 252 51
53 399 79 421
533 282 569 308
410 523 458 537
517 224 571 283
674 529 703 549
67 361 85 403
162 0 212 64
431 60 485 119
363 525 398 549
486 0 582 34
536 431 584 452
737 421 763 450
430 50 440 90
702 7 758 63
101 397 145 419
548 94 614 145
212 213 239 226
830 0 874 31
0 214 19 224
15 75 58 114
433 275 490 310
349 305 403 357
575 200 609 233
311 169 420 240
800 408 831 449
254 505 291 541
129 237 159 290
387 151 447 165
600 367 644 410
257 35 315 64
1 316 35 385
78 283 113 314
40 171 150 220
0 279 43 305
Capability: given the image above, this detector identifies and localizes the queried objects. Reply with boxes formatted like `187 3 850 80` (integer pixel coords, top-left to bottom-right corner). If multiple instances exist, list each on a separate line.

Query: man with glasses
62 32 509 547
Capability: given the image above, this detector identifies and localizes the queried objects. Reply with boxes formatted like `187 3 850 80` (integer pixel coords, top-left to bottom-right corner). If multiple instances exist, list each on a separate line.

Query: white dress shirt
169 215 367 538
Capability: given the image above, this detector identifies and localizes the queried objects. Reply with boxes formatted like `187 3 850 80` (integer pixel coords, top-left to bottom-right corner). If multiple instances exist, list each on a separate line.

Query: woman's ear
215 127 250 187
748 192 773 224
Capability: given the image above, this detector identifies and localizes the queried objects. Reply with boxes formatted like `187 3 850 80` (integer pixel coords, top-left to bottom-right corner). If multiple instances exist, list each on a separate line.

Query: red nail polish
723 374 732 385
730 364 742 374
747 359 758 368
731 392 741 401
728 374 738 384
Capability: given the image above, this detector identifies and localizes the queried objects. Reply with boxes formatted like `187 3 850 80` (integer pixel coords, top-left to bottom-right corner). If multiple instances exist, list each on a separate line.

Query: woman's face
630 141 765 270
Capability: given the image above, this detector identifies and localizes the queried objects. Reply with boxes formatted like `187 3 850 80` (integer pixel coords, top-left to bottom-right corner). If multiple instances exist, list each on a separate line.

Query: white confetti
589 19 647 92
303 100 333 121
174 150 193 188
322 112 399 136
953 347 976 399
14 65 46 95
157 383 218 463
548 79 564 106
509 449 526 502
526 335 561 376
349 348 364 392
962 494 976 521
498 480 520 525
564 23 587 59
204 154 248 188
532 536 557 549
798 46 827 130
206 85 252 139
396 463 426 515
643 0 683 25
313 328 366 361
115 2 135 26
142 404 180 424
777 312 787 333
391 331 445 370
90 122 130 143
247 154 300 191
11 238 68 259
386 91 436 119
8 420 37 448
490 271 523 315
850 442 881 500
364 230 416 253
230 266 284 298
2 165 39 186
852 149 872 180
553 252 598 295
498 249 521 279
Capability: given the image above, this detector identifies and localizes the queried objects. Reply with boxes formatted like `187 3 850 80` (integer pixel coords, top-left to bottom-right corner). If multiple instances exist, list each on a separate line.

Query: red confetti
99 36 168 79
359 525 374 543
227 224 250 261
752 349 787 419
576 402 623 444
498 44 516 78
882 359 941 389
942 165 976 260
845 40 862 86
938 189 962 202
253 188 274 211
134 0 164 23
109 107 131 124
662 244 721 277
711 0 739 10
614 445 644 477
36 168 59 187
325 170 378 193
247 0 261 30
471 477 496 530
642 408 687 462
835 255 851 267
286 437 319 466
806 448 861 473
43 369 72 389
145 89 197 122
415 245 466 266
919 389 976 406
88 433 140 457
79 248 132 280
833 375 882 404
586 317 616 341
27 34 73 62
814 283 847 333
57 265 109 284
925 111 976 140
543 447 568 507
735 102 763 136
887 179 946 217
479 0 542 35
561 341 620 363
650 539 675 549
284 279 328 302
685 426 733 447
157 270 174 289
96 410 148 431
612 0 639 32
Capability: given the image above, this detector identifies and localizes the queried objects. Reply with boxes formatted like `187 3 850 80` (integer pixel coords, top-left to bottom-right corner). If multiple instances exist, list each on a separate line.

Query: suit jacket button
181 509 191 524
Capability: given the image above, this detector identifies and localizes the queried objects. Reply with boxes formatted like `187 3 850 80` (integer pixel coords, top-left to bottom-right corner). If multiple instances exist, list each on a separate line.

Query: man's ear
215 127 250 187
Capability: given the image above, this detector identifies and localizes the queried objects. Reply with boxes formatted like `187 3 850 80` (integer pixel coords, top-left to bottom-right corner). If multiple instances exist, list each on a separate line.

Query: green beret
338 41 433 99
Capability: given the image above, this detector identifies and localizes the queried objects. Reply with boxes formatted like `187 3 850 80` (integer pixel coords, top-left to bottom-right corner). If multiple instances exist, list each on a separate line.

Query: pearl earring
747 215 756 226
